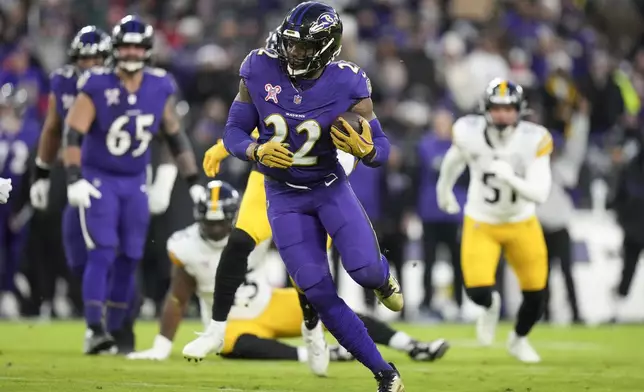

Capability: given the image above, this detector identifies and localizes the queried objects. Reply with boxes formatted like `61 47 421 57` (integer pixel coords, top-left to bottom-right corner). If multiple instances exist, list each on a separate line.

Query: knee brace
466 286 493 308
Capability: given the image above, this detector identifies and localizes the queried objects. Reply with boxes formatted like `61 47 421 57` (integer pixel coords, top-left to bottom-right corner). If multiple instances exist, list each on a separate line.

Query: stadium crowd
0 0 642 325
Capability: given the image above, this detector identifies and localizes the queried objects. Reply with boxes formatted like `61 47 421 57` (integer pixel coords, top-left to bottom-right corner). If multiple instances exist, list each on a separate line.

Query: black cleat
84 331 115 355
375 362 404 392
408 339 450 362
112 326 135 355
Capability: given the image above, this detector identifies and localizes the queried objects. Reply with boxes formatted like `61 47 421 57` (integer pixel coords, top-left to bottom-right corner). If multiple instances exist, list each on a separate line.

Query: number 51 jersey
241 48 371 185
77 67 176 175
453 115 553 224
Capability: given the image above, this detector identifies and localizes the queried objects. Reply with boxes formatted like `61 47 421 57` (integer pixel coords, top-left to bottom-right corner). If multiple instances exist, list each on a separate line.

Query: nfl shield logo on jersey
264 84 281 104
293 94 302 105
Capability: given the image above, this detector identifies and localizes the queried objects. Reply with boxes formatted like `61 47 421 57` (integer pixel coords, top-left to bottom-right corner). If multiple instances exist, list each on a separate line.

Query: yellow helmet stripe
498 80 508 97
210 183 221 212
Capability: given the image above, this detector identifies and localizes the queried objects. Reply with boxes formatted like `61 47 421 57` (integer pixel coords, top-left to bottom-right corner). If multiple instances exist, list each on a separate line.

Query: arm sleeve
362 118 390 167
222 101 259 160
436 145 467 198
504 156 552 204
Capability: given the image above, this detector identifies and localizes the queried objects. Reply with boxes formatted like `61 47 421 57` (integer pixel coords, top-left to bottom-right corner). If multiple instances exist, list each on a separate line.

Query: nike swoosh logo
358 145 365 153
325 177 337 187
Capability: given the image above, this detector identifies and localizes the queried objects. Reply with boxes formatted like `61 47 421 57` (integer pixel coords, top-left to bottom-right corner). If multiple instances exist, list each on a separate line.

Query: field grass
0 320 642 391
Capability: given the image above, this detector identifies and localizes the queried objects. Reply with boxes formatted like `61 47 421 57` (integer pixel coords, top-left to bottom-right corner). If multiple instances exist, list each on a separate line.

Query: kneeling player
128 180 449 368
436 79 552 363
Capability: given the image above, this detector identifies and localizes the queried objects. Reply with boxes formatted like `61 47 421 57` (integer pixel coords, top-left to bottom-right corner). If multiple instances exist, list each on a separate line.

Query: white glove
487 160 515 183
67 179 102 208
189 184 207 204
30 179 50 210
148 185 172 215
126 335 172 361
0 178 12 204
147 164 178 215
437 190 461 215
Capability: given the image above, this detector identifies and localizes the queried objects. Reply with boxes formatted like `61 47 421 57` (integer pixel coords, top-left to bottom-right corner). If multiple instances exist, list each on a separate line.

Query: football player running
128 181 448 367
185 3 405 390
63 15 204 355
436 79 552 363
186 28 362 377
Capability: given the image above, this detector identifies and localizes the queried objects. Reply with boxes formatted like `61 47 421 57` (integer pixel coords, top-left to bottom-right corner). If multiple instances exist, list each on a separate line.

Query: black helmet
111 15 154 73
68 26 111 61
277 2 342 77
194 181 240 241
480 78 527 129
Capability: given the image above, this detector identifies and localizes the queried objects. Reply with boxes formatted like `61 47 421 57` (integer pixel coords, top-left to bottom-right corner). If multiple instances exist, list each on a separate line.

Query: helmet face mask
194 181 240 242
277 2 343 78
481 79 527 132
111 16 154 73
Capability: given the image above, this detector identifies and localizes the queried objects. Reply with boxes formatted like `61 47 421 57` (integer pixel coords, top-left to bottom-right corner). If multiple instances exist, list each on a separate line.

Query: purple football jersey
241 48 371 185
0 118 40 185
50 65 79 119
78 67 175 175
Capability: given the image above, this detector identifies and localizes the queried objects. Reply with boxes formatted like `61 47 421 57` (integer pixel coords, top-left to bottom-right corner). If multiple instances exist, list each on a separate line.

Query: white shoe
507 331 541 363
476 291 501 346
301 321 330 377
182 320 225 362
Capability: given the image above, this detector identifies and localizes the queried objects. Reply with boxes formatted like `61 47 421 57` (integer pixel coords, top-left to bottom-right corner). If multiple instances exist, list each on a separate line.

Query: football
332 112 366 136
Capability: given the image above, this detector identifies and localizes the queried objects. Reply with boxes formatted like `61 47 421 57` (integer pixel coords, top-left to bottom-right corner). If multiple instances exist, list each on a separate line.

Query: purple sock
106 255 138 333
306 277 392 374
82 247 116 327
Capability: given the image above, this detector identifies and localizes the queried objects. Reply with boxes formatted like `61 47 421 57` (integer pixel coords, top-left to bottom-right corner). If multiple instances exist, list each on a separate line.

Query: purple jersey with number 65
241 48 371 185
77 66 175 175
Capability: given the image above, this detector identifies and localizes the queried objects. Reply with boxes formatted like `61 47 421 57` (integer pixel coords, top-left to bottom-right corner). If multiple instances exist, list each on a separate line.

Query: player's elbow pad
164 130 193 157
63 124 83 148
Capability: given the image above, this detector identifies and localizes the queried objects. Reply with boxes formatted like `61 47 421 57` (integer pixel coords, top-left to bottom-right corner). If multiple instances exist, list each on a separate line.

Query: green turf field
0 321 642 391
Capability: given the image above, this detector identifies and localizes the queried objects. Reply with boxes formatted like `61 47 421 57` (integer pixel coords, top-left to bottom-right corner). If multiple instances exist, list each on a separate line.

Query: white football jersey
166 224 273 327
453 115 552 224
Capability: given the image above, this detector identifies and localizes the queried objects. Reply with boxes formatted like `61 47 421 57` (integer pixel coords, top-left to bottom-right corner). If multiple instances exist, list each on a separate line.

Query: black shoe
375 362 404 392
84 331 115 355
408 339 450 361
112 326 135 355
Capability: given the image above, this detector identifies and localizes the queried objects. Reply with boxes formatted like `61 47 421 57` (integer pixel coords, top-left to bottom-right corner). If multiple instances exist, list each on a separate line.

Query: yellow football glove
330 117 374 159
253 141 294 169
202 139 230 177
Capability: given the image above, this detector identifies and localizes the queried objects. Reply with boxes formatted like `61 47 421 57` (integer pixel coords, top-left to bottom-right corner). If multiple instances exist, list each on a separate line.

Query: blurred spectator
415 108 465 318
537 99 590 324
610 127 644 318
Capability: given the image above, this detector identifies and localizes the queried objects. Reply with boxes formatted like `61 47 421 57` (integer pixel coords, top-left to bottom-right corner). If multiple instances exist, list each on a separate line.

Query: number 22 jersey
240 48 371 185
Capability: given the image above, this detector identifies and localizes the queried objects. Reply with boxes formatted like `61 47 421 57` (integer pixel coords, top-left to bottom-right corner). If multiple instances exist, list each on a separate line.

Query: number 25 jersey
77 67 176 175
453 115 553 224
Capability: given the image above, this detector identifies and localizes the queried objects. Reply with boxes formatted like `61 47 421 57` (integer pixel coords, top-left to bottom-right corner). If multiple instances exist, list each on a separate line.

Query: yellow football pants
460 215 548 291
